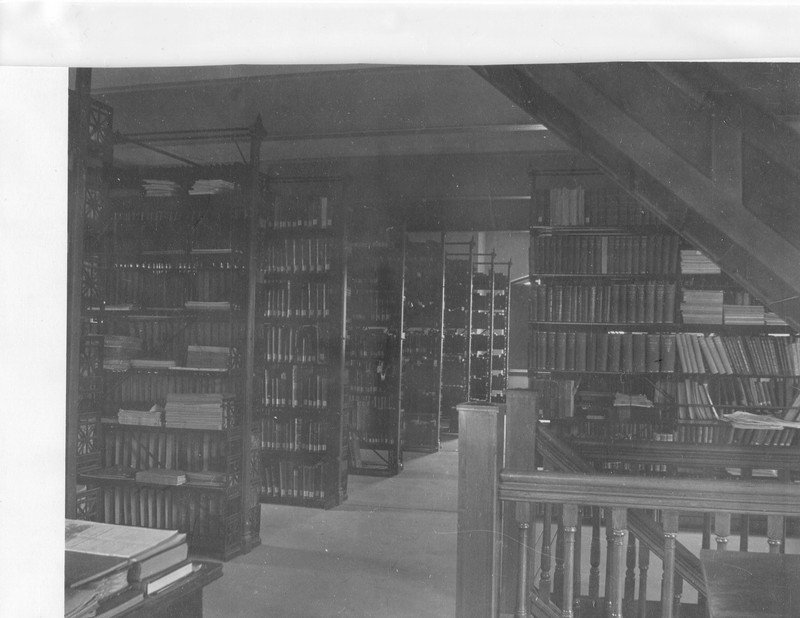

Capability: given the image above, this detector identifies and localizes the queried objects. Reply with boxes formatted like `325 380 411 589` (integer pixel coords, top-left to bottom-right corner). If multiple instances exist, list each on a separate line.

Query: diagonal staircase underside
474 63 800 331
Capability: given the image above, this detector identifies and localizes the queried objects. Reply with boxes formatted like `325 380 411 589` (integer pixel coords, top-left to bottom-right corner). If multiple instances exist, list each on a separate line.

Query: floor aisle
205 438 459 617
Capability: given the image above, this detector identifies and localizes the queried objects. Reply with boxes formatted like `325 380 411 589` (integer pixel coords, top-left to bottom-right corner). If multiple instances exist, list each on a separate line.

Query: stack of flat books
681 289 724 324
184 300 232 311
188 178 236 195
680 249 721 274
185 345 230 370
134 469 187 486
185 470 228 487
104 335 142 370
723 304 765 325
165 392 233 430
142 179 181 197
66 519 193 615
130 359 176 369
766 311 789 326
118 404 164 427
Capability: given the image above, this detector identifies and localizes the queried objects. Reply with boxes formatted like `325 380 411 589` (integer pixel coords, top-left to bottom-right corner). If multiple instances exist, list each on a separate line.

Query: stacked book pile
681 289 723 324
724 304 765 325
184 300 232 311
134 469 187 486
680 249 721 274
103 335 142 370
765 311 789 326
165 392 233 430
185 471 228 487
118 404 164 427
185 345 230 370
130 359 176 369
189 178 236 195
142 179 182 197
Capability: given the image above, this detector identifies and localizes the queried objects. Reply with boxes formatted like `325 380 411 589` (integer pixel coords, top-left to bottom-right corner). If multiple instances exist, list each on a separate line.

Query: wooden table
700 550 800 618
108 561 223 618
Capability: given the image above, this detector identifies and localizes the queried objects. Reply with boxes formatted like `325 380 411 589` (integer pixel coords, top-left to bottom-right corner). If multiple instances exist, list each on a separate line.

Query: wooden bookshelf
255 179 348 506
79 129 263 560
530 183 800 475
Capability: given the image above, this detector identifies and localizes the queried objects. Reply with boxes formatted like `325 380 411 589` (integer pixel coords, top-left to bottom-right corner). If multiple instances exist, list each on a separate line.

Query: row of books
103 425 237 472
106 374 236 406
530 234 681 275
680 289 724 324
720 409 800 447
346 392 396 411
260 417 328 452
260 367 330 408
185 345 233 370
532 188 661 227
654 376 799 410
107 267 244 309
260 237 334 274
680 249 721 274
165 392 236 430
261 460 328 500
260 324 329 364
266 194 333 230
530 281 676 324
260 280 331 318
347 288 396 323
352 430 398 447
347 368 395 395
402 329 440 357
675 333 800 376
472 270 509 289
346 328 394 359
66 520 192 618
98 485 237 536
530 331 677 373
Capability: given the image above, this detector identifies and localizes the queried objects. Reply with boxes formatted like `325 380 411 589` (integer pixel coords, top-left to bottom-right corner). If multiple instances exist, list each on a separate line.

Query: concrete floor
205 438 459 618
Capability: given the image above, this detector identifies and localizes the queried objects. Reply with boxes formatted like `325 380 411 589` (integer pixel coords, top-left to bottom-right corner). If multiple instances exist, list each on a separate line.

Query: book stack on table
65 519 199 618
165 392 233 431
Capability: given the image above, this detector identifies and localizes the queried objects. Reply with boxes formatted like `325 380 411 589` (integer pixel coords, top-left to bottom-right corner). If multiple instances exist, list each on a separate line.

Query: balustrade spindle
740 468 752 552
673 576 683 618
573 506 582 614
607 508 627 618
714 513 731 551
554 508 565 603
660 510 679 618
638 537 650 618
589 507 601 601
514 503 531 618
767 515 785 554
561 504 578 618
625 533 637 602
541 503 553 604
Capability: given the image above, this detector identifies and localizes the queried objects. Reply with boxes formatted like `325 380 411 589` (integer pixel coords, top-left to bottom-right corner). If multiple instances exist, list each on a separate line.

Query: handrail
500 469 800 516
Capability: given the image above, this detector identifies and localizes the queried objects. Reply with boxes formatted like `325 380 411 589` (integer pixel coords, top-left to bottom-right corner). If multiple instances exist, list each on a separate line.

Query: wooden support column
561 504 578 618
625 533 637 602
500 389 540 614
66 68 92 519
660 510 679 618
242 115 265 548
589 507 601 601
541 503 553 604
456 403 503 618
514 503 532 618
638 534 651 618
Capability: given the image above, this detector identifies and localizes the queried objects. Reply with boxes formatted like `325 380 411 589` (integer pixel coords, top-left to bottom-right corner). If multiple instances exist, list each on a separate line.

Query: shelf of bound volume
255 184 348 509
401 236 444 452
530 181 800 481
344 208 404 476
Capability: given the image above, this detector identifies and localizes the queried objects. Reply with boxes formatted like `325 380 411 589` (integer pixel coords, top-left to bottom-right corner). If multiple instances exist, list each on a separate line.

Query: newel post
457 402 504 618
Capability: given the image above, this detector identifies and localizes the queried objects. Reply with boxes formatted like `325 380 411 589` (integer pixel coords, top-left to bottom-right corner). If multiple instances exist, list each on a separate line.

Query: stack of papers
118 404 164 427
681 289 724 324
142 179 182 197
681 250 721 274
723 304 765 325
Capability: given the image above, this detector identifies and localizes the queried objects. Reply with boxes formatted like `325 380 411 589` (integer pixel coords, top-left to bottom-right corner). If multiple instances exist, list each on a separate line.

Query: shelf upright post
66 68 92 518
243 115 265 548
436 231 447 448
393 225 407 471
465 239 475 409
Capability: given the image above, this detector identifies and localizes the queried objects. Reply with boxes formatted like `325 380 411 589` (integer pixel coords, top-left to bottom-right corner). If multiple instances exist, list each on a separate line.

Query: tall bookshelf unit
402 236 445 452
440 241 475 434
529 180 800 479
255 179 348 506
343 206 404 475
67 81 114 521
79 122 264 560
470 253 511 405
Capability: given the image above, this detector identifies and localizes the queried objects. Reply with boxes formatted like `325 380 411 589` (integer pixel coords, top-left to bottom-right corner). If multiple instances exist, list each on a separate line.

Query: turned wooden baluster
573 506 582 615
541 503 553 604
740 468 752 551
715 513 731 551
767 515 785 554
660 510 679 618
589 507 601 602
554 507 565 604
514 502 532 618
606 508 628 618
625 533 637 602
560 504 578 618
638 536 650 618
672 576 683 618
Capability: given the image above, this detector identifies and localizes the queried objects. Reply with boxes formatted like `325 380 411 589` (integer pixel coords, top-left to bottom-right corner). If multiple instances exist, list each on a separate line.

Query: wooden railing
456 392 800 618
